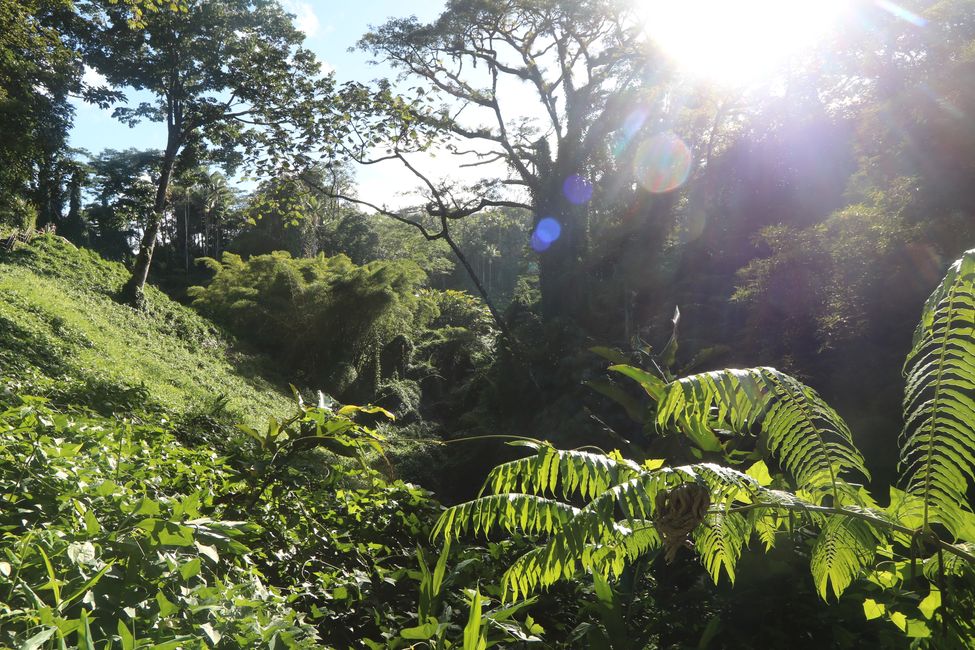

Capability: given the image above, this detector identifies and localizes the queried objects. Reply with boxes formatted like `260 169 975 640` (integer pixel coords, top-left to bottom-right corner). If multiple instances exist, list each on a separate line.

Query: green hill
0 234 293 422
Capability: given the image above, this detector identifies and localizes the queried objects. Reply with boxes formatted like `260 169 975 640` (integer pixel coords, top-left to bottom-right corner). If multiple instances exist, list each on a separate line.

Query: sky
69 1 449 206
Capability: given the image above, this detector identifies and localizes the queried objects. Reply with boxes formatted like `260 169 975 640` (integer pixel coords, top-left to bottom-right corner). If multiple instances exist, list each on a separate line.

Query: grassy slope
0 235 293 422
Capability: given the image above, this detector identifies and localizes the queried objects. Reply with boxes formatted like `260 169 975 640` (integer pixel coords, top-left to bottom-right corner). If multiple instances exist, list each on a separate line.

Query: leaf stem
727 502 975 565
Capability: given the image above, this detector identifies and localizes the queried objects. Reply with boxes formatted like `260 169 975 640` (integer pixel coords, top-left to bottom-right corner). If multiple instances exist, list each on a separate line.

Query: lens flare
563 175 594 205
613 108 651 158
633 133 692 193
531 217 562 252
875 0 926 26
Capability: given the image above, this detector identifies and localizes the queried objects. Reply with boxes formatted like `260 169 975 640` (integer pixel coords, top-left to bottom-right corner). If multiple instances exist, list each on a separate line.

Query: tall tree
355 0 652 323
0 0 80 228
83 0 334 306
85 148 159 259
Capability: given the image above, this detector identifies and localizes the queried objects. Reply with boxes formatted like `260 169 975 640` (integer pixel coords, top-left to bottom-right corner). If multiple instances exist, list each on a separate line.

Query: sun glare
639 0 847 86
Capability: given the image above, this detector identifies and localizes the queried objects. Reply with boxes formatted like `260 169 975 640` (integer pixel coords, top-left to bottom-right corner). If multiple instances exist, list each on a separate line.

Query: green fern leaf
694 509 751 584
483 444 641 501
656 367 869 503
433 494 580 541
900 249 975 536
810 515 878 600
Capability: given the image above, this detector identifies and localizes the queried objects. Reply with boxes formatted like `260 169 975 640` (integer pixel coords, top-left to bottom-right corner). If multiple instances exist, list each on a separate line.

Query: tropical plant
434 249 975 646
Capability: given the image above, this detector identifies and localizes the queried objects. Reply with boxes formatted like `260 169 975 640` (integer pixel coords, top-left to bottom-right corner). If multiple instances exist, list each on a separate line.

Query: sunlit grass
0 236 293 422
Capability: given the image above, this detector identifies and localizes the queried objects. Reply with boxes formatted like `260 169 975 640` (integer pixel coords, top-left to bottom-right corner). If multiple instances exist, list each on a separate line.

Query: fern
432 493 580 540
481 443 641 501
810 515 879 600
694 510 751 584
654 367 869 503
439 250 975 626
435 445 769 600
900 248 975 537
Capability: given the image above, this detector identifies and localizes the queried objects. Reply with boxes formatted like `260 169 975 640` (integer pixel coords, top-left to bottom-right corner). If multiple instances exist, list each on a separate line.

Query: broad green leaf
608 364 666 401
200 623 221 646
61 561 115 610
745 460 773 487
918 588 941 620
590 346 628 364
83 510 100 535
36 545 61 606
585 378 647 423
179 558 201 580
463 588 486 650
400 618 440 640
862 599 885 620
77 609 95 650
195 541 219 564
136 519 194 546
156 590 178 617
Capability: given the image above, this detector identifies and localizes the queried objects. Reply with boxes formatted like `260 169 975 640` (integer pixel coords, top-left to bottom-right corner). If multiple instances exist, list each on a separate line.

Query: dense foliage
187 251 495 423
437 248 975 647
4 0 975 647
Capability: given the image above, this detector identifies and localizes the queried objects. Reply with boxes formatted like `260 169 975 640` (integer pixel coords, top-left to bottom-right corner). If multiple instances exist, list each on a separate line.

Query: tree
85 148 159 259
352 0 653 324
0 0 79 228
83 0 335 306
167 169 237 271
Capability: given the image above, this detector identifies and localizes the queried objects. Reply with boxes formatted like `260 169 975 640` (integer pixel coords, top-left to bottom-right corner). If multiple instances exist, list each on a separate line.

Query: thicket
187 252 495 422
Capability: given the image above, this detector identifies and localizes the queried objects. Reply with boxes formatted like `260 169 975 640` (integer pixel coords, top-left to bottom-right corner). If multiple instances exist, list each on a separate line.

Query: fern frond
923 542 975 579
433 494 579 541
900 249 975 536
585 521 661 579
810 515 879 600
495 464 759 599
482 443 641 500
749 508 783 551
657 367 868 503
500 522 662 601
694 509 751 584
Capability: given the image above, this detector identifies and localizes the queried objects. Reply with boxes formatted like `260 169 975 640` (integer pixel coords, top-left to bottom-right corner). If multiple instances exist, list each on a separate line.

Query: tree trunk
121 142 179 308
535 180 588 323
63 167 86 243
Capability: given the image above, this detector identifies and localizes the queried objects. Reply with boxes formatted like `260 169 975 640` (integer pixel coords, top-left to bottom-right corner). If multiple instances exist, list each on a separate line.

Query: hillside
0 234 293 422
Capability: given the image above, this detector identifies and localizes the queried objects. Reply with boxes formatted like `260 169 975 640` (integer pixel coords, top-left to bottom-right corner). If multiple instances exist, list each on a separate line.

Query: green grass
0 235 294 422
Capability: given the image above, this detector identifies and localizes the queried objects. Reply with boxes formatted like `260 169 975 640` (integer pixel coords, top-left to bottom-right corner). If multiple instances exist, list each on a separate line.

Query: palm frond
656 367 869 503
900 248 975 536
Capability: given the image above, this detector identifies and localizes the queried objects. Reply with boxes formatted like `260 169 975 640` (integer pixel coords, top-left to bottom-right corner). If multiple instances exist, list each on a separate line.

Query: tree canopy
82 0 335 305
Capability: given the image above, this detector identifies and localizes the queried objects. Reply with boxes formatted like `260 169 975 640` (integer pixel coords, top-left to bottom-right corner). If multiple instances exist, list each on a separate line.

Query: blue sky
69 1 446 192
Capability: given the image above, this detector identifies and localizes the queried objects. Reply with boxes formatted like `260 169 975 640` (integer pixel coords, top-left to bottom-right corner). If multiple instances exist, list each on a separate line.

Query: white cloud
283 1 320 38
319 60 335 75
82 65 108 87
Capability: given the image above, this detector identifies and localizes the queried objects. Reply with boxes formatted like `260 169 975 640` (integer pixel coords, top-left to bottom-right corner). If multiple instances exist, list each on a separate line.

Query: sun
638 0 848 86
